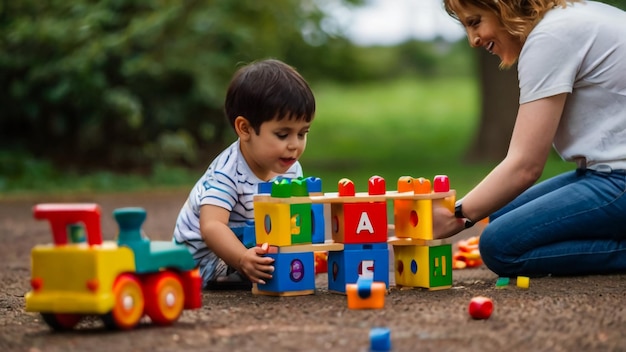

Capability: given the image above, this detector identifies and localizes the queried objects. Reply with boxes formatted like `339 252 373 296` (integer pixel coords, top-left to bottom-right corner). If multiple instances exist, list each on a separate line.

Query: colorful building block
393 242 452 290
254 250 315 296
346 277 386 309
306 177 327 244
393 177 433 240
330 177 388 244
328 243 389 293
517 276 530 289
495 277 510 288
254 179 312 246
370 327 392 352
332 201 388 244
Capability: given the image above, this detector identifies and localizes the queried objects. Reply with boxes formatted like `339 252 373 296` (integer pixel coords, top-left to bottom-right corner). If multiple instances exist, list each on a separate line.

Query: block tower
326 176 390 294
388 175 455 290
252 177 339 296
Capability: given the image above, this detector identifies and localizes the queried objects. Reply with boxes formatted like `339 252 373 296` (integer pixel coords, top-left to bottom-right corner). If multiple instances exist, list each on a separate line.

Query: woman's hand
432 202 466 239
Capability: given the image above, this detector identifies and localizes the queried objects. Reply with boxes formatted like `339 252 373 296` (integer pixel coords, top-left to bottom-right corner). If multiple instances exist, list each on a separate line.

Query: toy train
25 203 202 331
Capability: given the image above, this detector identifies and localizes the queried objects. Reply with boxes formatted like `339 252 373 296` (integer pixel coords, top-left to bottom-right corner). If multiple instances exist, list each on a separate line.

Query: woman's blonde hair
443 0 582 43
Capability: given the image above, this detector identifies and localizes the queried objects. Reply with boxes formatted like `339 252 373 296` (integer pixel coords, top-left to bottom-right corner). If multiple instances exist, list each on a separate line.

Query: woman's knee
478 226 519 276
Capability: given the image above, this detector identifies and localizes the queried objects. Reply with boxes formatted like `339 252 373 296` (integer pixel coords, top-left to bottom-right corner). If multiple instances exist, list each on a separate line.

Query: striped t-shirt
173 139 303 263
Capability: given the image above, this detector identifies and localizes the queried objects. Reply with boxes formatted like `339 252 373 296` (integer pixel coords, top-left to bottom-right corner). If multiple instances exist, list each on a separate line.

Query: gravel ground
1 192 625 352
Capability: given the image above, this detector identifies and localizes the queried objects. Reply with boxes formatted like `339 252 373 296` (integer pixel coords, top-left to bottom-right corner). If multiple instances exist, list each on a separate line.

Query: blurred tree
466 0 626 162
0 0 363 172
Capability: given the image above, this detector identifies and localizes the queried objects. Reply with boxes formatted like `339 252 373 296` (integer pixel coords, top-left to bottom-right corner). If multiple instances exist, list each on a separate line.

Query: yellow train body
25 241 135 314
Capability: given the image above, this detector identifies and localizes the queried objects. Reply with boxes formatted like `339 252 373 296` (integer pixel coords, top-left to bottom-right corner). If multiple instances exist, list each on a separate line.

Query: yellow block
393 199 433 240
254 202 292 246
517 276 530 289
393 245 430 288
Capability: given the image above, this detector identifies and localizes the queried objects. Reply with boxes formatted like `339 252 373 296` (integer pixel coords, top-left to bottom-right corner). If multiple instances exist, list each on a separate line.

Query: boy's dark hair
224 59 316 134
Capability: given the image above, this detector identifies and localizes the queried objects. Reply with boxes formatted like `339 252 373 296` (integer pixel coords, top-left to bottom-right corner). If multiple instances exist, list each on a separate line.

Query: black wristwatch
455 202 475 229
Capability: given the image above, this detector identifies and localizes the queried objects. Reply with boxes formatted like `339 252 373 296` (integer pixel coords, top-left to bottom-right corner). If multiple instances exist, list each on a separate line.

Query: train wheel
143 271 185 325
102 274 145 330
41 313 82 331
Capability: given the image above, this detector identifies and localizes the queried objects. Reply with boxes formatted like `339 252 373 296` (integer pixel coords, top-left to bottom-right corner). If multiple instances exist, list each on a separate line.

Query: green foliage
0 0 367 171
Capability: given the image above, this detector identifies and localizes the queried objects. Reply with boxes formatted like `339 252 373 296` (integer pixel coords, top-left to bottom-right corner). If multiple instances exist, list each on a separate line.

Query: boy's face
239 116 311 181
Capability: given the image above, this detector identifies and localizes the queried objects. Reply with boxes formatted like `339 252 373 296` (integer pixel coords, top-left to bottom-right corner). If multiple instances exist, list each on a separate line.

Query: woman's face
454 4 523 68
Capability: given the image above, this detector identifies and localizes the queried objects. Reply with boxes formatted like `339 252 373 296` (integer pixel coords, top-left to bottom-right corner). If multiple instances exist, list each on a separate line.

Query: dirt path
1 192 625 352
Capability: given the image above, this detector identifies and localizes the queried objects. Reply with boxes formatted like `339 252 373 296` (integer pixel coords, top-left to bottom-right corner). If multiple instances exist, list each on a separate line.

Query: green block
429 244 453 288
290 203 312 244
496 277 510 288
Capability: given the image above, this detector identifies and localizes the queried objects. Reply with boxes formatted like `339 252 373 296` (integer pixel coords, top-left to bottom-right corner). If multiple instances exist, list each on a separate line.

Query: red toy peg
338 178 356 196
433 175 450 192
368 175 386 195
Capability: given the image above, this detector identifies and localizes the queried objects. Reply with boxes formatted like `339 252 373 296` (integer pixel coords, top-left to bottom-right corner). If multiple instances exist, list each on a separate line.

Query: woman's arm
460 93 567 222
434 93 568 238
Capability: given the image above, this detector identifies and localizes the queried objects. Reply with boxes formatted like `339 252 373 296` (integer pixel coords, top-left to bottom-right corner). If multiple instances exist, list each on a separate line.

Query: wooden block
252 284 315 297
387 236 452 246
346 279 387 309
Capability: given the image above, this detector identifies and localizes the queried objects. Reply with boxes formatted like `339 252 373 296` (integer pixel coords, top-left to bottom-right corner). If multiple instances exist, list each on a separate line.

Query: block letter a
356 212 374 234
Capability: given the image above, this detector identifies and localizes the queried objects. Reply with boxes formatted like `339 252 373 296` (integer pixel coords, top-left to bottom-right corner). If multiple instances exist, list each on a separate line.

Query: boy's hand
239 243 275 284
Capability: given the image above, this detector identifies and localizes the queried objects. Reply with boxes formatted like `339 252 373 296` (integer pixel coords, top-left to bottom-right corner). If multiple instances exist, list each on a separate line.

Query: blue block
257 251 315 293
311 203 325 244
231 221 256 248
370 327 392 352
344 243 388 251
327 246 389 293
257 181 273 194
242 220 256 248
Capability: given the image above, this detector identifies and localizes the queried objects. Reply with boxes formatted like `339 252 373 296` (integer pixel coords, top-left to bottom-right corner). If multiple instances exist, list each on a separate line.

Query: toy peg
338 178 356 196
271 179 292 198
433 175 450 192
397 176 414 193
291 178 309 196
413 177 431 194
368 175 386 195
305 176 322 193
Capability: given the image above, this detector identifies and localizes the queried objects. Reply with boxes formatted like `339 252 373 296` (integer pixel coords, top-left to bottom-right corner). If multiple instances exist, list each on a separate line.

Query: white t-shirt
173 139 303 262
518 1 626 169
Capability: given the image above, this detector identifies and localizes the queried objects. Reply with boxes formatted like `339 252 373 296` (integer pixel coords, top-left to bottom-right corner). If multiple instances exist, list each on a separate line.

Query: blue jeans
479 169 626 277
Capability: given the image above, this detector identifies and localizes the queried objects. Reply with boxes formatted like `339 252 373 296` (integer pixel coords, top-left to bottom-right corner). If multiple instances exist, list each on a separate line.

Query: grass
1 77 574 197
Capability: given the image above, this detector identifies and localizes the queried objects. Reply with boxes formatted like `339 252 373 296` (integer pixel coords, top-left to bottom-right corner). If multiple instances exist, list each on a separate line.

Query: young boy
173 59 316 289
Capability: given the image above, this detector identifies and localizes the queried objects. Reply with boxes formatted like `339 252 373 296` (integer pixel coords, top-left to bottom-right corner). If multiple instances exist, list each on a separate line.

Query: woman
434 0 626 277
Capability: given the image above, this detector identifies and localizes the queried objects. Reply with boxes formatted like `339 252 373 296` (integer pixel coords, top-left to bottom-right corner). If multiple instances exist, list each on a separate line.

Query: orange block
346 280 386 309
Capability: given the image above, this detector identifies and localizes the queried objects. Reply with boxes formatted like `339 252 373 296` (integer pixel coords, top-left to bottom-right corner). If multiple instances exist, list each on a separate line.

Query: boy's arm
199 204 274 283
